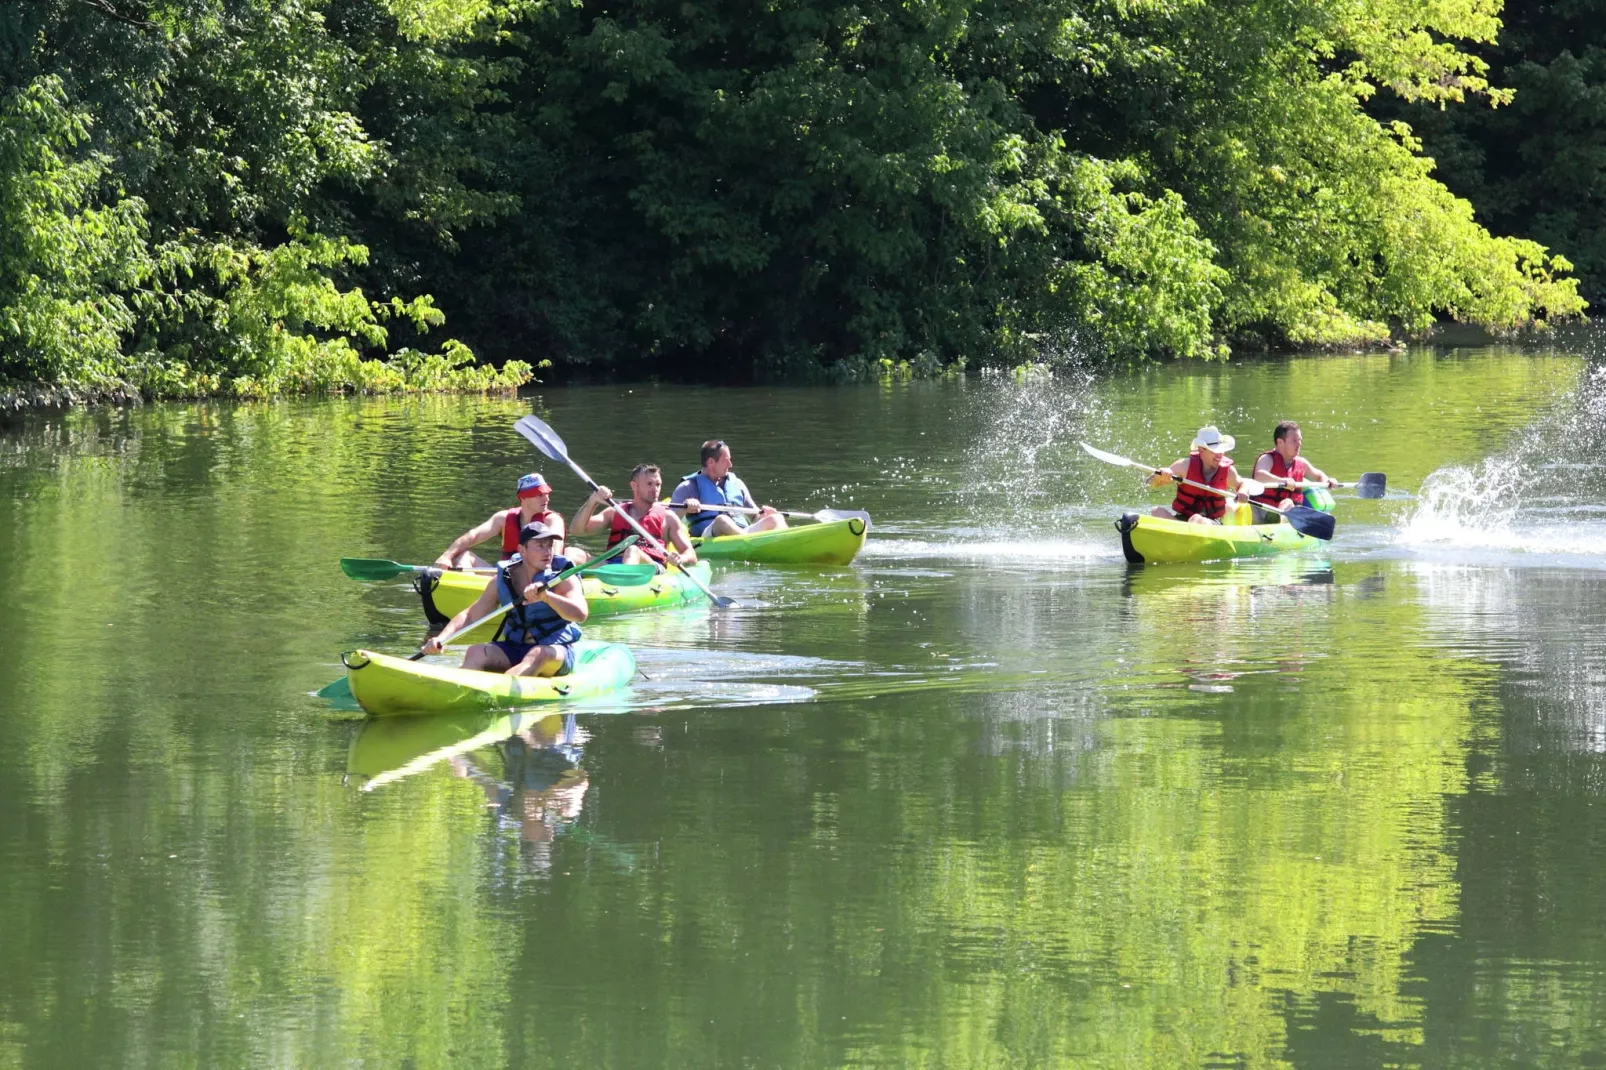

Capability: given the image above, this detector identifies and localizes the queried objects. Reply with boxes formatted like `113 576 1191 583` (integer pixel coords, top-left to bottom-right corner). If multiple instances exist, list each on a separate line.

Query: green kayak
690 516 867 565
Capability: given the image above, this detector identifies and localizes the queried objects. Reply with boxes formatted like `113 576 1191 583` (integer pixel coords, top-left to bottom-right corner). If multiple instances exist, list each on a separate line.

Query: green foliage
0 0 1591 397
0 1 525 399
0 77 150 385
1386 0 1606 303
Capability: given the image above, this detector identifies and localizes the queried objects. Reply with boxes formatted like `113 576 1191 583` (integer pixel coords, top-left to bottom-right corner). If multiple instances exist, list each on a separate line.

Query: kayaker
569 463 699 570
1250 420 1339 516
669 440 787 538
433 473 584 570
1147 426 1252 525
421 521 588 677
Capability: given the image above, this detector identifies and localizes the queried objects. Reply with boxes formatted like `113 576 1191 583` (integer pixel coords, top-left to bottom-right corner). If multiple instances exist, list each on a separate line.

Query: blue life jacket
493 555 582 646
681 470 753 537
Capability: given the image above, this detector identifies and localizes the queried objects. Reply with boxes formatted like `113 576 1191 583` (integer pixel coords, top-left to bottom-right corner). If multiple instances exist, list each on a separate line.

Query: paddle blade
586 563 658 586
1284 505 1336 541
814 509 873 527
1355 472 1387 499
1080 441 1141 469
316 675 354 701
1237 477 1266 498
514 415 569 464
340 557 414 581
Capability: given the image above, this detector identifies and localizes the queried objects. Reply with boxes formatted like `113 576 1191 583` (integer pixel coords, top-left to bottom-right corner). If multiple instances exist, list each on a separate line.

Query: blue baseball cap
516 472 553 498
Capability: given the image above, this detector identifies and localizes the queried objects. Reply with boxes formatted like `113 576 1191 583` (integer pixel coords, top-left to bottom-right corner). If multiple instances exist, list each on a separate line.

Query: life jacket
679 470 753 537
493 555 582 646
1253 451 1308 507
607 502 669 564
1171 451 1232 521
501 508 562 556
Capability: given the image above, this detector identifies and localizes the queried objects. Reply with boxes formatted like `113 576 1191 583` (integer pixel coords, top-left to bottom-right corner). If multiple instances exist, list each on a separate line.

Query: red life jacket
1254 451 1308 507
1171 452 1232 521
607 502 669 564
501 508 562 556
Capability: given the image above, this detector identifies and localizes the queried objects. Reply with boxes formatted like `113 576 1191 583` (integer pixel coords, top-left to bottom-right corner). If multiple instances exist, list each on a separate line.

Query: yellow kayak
416 562 713 640
343 641 635 716
1116 511 1318 564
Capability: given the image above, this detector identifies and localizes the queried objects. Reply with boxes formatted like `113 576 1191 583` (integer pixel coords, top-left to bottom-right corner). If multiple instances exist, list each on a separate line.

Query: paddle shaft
514 416 732 607
597 494 731 606
1150 467 1259 500
412 542 634 659
1081 441 1264 499
668 502 853 522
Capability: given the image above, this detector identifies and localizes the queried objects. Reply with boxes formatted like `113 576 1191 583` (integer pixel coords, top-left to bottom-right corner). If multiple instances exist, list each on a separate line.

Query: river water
1 347 1604 1066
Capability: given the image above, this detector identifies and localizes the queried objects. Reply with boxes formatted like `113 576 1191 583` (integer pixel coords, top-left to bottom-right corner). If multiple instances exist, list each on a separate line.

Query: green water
2 348 1605 1066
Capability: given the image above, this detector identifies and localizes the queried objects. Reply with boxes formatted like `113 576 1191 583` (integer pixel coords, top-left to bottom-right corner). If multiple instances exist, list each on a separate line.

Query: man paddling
669 440 787 538
1147 426 1252 525
570 463 699 570
433 473 581 570
421 522 588 677
1251 420 1338 516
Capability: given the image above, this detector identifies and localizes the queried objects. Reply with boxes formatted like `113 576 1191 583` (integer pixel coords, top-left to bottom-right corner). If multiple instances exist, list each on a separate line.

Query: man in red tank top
569 463 699 570
433 472 573 570
1146 426 1252 525
1250 421 1338 515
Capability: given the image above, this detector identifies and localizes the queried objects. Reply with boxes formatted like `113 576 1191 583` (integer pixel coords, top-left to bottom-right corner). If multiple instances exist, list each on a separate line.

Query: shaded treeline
0 0 1589 395
1386 0 1606 308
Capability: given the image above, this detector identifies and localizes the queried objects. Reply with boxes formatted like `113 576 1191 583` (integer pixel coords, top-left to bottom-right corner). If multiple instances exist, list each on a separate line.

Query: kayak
342 641 635 716
348 708 561 790
416 562 713 639
690 517 867 565
1115 511 1319 564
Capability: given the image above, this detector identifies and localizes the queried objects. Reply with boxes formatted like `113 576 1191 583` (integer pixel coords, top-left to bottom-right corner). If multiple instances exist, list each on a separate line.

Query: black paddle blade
1355 472 1387 499
514 415 568 463
1285 505 1336 541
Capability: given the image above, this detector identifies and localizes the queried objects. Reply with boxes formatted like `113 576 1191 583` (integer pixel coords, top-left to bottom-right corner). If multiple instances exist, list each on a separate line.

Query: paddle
667 502 873 527
340 556 656 586
1080 440 1335 541
514 414 736 608
316 542 645 701
1260 472 1387 499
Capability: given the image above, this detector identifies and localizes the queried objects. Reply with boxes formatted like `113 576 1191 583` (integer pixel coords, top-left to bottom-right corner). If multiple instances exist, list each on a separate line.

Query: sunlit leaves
0 77 151 385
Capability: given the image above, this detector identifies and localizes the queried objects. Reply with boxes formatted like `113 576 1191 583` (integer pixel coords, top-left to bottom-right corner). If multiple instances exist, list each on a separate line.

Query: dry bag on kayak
1304 486 1335 513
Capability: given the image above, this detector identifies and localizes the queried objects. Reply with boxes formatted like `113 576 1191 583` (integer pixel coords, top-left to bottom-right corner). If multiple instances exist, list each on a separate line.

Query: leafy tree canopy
0 0 1585 394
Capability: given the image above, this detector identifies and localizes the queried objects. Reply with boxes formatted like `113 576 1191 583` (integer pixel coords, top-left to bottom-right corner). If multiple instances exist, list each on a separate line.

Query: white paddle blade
817 509 872 527
1237 477 1266 497
514 415 568 463
1080 441 1144 470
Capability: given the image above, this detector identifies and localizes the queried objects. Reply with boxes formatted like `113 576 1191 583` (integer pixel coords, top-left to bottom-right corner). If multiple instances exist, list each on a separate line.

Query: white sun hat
1191 425 1235 454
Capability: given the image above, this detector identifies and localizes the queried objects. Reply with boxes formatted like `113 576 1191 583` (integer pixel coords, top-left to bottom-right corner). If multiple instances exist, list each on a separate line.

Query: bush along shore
0 0 1591 403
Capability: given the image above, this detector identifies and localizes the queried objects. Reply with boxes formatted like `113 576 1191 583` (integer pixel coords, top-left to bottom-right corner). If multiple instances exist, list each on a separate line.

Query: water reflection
6 353 1606 1065
351 709 591 872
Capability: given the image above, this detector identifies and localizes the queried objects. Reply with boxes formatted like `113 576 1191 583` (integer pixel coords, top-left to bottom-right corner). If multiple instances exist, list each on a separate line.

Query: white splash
1396 462 1606 558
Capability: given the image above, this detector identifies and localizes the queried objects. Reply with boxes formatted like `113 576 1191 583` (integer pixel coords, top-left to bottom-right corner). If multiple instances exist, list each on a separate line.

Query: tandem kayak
343 641 635 716
1115 511 1319 564
415 562 713 640
690 516 867 565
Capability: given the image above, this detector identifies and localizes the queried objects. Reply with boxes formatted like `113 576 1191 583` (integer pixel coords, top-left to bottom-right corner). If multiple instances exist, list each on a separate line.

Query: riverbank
2 321 1594 414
